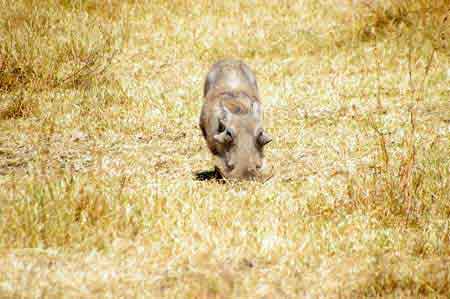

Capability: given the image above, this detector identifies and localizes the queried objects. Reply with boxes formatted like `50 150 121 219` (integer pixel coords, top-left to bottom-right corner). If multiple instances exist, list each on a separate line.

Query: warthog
199 59 272 180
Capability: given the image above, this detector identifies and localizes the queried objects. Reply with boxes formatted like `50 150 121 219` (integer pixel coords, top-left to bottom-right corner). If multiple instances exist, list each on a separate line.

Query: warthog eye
226 129 233 139
218 121 226 133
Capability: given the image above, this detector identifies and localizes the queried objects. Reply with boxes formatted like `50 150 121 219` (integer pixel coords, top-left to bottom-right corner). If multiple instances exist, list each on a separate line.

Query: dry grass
0 0 449 298
0 0 127 92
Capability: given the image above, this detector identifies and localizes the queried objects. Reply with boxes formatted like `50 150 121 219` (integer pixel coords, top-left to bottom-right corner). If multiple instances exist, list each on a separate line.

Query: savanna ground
0 0 449 298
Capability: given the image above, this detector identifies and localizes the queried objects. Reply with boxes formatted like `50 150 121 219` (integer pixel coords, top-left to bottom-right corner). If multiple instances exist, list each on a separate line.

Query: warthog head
212 99 272 180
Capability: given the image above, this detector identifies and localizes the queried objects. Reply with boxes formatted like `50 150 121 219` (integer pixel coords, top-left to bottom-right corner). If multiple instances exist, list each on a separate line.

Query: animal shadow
194 167 224 182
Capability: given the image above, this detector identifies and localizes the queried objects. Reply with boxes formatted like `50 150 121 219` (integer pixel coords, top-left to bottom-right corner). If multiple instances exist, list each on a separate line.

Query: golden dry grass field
1 0 449 298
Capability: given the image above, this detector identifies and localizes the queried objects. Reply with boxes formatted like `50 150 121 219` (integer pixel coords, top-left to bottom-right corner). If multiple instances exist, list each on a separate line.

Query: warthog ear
214 128 233 144
213 103 233 144
257 131 272 146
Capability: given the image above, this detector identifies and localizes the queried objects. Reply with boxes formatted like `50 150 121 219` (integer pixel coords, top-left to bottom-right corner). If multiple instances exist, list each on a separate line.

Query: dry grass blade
0 0 449 298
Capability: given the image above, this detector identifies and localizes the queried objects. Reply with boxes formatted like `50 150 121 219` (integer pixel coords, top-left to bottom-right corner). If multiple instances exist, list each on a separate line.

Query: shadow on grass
194 167 224 182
